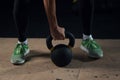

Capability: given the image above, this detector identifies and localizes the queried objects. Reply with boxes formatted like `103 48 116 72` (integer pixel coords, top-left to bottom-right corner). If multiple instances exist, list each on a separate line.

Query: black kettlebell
46 32 75 67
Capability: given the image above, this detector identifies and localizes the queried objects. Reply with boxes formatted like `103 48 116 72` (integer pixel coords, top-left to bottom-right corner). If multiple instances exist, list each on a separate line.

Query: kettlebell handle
46 32 75 51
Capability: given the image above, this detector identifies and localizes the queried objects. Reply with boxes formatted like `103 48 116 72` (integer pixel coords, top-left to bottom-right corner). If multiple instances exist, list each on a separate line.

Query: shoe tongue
84 38 93 41
17 42 23 45
88 35 93 40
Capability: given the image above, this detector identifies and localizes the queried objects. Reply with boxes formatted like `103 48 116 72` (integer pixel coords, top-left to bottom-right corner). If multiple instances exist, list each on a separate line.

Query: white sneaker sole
80 45 89 54
80 45 100 58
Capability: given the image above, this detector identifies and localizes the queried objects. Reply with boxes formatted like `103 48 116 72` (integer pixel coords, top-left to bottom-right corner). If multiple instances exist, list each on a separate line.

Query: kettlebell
46 32 75 67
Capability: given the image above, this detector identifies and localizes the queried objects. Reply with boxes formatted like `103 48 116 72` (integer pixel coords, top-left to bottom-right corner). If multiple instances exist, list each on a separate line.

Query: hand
50 26 65 40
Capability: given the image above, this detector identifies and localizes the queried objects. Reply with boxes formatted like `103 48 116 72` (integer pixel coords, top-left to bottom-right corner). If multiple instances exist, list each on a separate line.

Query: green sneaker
80 39 103 58
11 43 30 65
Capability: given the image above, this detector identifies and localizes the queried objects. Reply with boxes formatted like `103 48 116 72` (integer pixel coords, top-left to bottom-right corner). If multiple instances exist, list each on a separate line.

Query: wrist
50 25 58 31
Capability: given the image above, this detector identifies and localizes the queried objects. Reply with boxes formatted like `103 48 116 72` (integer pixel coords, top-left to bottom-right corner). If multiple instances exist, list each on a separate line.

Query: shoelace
86 40 99 49
14 44 23 55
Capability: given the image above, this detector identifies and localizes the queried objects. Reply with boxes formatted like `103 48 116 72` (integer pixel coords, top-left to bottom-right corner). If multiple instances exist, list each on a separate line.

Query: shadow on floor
65 47 99 68
73 47 99 62
22 49 101 69
25 50 50 62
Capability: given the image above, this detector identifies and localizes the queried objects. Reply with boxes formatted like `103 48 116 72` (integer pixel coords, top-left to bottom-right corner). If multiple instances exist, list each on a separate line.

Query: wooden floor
0 38 120 80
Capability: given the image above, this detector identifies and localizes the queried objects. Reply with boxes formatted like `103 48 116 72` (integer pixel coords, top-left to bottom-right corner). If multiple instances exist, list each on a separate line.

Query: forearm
43 0 58 29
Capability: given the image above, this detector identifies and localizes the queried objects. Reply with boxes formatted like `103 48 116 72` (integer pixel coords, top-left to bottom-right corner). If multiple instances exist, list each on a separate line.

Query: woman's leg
13 0 31 42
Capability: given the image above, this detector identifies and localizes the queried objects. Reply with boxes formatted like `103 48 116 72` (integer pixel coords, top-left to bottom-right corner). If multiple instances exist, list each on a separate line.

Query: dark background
0 0 120 39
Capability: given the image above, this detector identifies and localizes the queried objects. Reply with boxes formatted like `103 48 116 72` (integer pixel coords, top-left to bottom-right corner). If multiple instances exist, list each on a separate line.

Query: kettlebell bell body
51 44 73 67
46 32 75 67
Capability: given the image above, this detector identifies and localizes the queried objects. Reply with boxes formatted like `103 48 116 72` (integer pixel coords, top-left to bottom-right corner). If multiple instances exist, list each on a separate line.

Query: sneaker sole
80 45 101 58
10 49 30 65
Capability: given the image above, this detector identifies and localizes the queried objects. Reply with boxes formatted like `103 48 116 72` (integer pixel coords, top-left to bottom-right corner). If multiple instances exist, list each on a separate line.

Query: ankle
18 39 28 45
83 34 93 40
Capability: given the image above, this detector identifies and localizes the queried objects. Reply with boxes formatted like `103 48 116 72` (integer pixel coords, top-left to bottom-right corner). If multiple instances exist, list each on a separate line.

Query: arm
43 0 65 40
